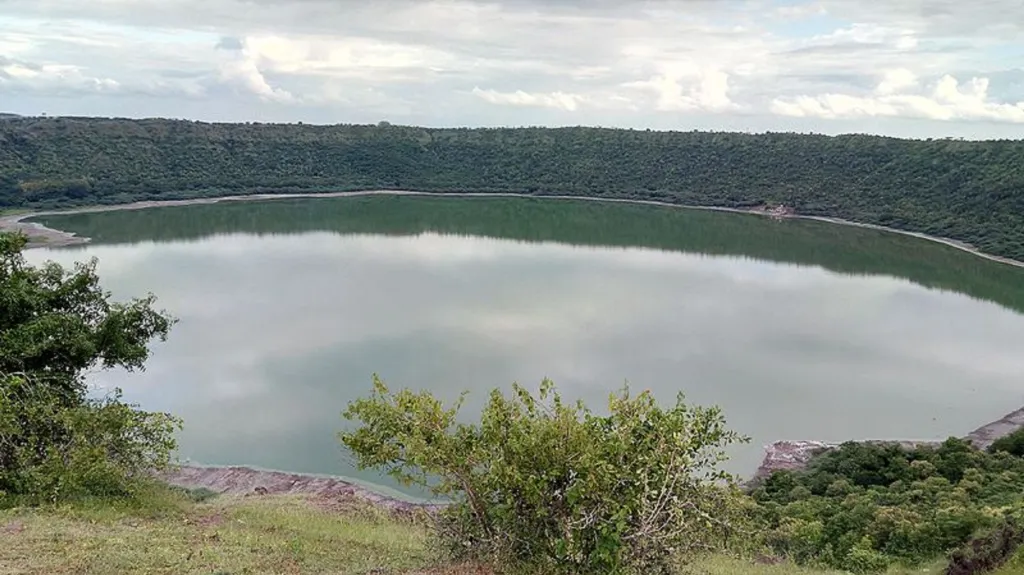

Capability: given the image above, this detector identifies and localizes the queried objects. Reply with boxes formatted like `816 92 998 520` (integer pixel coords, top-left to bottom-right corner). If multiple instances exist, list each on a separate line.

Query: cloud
215 39 294 103
0 55 120 94
772 72 1024 122
875 68 919 96
0 0 1023 135
472 87 586 111
625 69 738 112
820 0 1024 39
215 36 244 51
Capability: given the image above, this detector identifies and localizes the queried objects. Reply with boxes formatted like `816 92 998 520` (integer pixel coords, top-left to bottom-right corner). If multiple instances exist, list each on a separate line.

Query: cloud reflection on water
26 231 1024 491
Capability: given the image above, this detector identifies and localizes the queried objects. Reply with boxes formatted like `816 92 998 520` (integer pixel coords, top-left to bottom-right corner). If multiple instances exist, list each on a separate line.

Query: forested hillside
1 116 1022 259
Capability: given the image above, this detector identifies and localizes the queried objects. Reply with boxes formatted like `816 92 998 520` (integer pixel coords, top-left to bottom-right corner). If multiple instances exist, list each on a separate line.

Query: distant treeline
1 116 1022 259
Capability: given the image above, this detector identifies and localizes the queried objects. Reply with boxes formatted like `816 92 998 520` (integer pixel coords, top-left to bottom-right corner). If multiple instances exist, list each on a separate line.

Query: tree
0 233 173 401
0 232 180 505
989 429 1024 458
340 376 749 575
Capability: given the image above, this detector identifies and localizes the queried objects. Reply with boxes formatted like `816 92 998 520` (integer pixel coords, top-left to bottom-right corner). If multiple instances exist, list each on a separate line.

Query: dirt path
2 190 1023 269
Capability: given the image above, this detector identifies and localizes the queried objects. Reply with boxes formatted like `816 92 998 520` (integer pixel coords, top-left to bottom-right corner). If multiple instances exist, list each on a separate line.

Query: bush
989 429 1024 458
945 520 1024 575
0 232 179 506
0 375 181 505
340 376 749 575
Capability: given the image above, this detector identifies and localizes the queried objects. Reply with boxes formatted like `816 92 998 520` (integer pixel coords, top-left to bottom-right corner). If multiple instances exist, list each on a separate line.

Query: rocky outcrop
965 405 1024 450
752 440 839 481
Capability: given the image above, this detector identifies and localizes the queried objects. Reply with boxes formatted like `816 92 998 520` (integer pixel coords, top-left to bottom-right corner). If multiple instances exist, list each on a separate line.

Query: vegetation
989 430 1024 458
0 484 974 575
338 376 1024 575
751 431 1024 573
0 232 178 506
340 377 749 574
1 117 1023 260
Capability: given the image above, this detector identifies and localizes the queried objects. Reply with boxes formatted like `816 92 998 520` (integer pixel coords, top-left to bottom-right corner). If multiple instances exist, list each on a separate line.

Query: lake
24 195 1024 498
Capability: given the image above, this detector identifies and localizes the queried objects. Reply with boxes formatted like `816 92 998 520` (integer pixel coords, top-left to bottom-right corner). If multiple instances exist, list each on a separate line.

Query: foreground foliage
2 117 1023 260
341 377 749 575
753 431 1024 573
0 232 179 506
1 485 978 575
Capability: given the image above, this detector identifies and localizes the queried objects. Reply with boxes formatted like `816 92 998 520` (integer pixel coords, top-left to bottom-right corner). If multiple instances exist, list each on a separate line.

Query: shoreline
161 463 444 513
168 402 1024 504
1 189 1023 269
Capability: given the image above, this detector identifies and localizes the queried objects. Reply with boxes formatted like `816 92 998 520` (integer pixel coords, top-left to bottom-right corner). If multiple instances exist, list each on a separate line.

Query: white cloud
0 1 1023 135
215 41 294 103
811 23 918 49
875 68 918 96
242 35 456 79
0 58 120 93
625 68 738 112
773 2 827 18
772 73 1024 122
472 87 587 111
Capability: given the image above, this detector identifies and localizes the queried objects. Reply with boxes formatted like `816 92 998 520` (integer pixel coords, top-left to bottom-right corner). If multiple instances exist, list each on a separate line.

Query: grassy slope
3 486 1021 575
0 487 432 575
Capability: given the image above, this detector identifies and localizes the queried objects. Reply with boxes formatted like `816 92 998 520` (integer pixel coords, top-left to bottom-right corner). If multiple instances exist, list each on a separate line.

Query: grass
2 485 1024 575
0 486 432 575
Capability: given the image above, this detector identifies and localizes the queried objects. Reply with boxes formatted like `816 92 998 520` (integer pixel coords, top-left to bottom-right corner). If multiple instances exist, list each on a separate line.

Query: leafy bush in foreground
945 518 1024 575
340 377 749 575
0 232 180 506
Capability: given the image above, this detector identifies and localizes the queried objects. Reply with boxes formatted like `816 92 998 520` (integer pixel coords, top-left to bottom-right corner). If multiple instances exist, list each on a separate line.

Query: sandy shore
2 189 1023 269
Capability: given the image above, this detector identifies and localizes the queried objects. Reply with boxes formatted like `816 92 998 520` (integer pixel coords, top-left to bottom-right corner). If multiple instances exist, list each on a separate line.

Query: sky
1 0 1024 139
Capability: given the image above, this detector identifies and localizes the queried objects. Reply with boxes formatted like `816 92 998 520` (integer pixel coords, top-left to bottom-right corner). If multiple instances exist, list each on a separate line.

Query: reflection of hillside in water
33 195 1024 315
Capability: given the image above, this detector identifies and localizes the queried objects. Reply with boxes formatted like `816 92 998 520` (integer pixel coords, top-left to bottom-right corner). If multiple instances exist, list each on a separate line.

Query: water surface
26 196 1024 496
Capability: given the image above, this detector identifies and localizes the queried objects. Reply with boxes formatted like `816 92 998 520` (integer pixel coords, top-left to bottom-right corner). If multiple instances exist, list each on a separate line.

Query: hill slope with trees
1 116 1022 260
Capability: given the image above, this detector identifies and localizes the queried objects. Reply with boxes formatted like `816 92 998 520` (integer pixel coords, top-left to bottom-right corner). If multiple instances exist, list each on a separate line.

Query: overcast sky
2 0 1023 138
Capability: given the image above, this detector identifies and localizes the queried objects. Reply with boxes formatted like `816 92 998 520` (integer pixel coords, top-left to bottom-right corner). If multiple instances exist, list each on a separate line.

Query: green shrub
0 376 181 506
340 376 749 575
845 536 890 574
0 232 179 506
989 429 1024 458
945 519 1024 575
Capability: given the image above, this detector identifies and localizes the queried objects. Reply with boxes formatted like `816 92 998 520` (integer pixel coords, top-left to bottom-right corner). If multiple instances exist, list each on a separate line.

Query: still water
26 196 1024 496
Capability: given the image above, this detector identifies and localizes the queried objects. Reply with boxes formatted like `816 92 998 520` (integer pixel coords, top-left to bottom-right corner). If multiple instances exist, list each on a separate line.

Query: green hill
1 117 1022 259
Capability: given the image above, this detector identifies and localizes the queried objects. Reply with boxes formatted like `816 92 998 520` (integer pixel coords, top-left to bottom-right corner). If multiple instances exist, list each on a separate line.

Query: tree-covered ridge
1 117 1022 260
